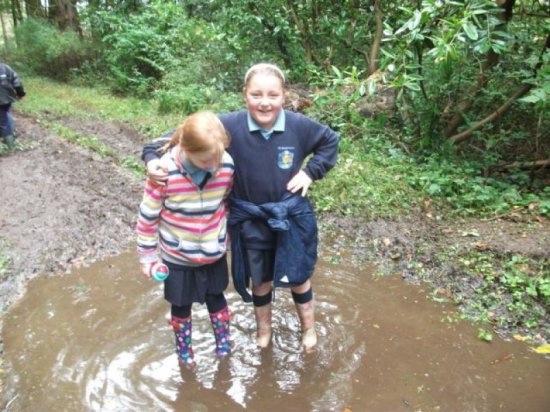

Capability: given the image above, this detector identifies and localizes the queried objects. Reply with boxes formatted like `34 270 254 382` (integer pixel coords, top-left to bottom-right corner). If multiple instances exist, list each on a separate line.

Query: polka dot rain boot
169 315 195 368
209 306 233 357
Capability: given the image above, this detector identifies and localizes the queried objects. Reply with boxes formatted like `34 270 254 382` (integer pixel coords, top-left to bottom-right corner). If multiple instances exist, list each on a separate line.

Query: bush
12 18 93 81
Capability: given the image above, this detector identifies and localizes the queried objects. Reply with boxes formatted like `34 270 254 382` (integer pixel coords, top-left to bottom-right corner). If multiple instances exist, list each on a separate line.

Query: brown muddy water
2 250 549 412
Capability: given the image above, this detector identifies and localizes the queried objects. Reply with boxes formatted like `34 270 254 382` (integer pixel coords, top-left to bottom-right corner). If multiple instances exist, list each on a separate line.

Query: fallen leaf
513 334 529 342
435 288 452 298
474 242 488 250
389 252 401 260
461 230 480 237
490 354 513 364
532 344 550 354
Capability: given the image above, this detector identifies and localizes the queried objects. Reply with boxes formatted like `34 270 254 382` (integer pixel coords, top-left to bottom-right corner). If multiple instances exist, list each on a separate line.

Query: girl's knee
291 280 311 295
252 282 273 296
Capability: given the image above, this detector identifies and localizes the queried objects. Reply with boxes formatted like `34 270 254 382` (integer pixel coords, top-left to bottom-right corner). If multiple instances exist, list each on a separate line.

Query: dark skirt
163 257 229 307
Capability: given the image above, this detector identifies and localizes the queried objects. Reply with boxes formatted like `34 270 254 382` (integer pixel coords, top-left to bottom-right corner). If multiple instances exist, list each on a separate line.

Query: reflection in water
2 249 550 412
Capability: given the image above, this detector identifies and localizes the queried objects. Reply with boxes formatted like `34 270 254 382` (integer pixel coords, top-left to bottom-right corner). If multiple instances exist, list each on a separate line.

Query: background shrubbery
2 0 549 217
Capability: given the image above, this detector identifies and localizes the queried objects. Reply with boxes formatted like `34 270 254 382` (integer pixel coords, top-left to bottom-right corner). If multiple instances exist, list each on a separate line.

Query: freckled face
244 73 285 130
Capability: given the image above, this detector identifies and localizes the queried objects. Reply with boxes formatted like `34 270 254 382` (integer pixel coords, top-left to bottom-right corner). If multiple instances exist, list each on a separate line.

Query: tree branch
491 159 550 171
443 0 515 136
449 30 549 145
448 83 533 144
284 0 314 64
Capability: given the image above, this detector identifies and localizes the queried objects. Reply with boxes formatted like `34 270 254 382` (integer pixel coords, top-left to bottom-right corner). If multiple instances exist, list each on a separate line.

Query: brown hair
243 63 286 89
161 111 230 165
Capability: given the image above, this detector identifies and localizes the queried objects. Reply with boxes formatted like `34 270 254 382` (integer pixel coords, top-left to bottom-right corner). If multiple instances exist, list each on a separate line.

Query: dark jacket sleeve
141 129 174 163
292 112 338 181
12 70 25 98
14 85 25 98
304 123 339 180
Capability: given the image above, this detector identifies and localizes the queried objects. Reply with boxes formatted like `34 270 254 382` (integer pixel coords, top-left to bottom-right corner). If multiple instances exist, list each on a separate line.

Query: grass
0 240 12 281
17 76 180 139
310 135 423 219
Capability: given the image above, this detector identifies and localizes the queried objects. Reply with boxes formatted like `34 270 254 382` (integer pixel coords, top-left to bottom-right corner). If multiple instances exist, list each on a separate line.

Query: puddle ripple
3 250 549 411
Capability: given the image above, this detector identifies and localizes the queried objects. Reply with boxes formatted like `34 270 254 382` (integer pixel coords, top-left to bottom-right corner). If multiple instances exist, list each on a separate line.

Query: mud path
0 113 144 310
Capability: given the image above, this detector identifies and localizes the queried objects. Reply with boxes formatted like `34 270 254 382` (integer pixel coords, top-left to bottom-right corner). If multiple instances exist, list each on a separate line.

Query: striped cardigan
136 147 234 266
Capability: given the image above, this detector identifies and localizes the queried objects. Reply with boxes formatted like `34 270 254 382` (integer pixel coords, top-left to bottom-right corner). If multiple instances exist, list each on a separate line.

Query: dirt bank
1 112 549 398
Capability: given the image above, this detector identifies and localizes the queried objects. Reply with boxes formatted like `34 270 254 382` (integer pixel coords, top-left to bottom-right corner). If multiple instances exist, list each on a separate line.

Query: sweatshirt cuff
143 152 160 163
139 254 158 264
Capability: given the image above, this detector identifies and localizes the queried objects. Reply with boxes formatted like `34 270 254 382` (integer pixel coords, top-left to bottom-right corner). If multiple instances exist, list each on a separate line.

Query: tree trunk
11 0 23 27
25 0 45 18
0 11 8 53
368 0 383 75
53 0 82 35
284 0 315 65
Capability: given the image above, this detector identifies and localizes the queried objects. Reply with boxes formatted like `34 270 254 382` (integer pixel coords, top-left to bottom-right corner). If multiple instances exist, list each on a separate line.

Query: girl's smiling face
244 73 285 131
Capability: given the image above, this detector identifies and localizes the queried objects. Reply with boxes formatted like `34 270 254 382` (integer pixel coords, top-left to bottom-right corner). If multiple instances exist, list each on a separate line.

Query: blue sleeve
141 129 174 163
303 120 339 181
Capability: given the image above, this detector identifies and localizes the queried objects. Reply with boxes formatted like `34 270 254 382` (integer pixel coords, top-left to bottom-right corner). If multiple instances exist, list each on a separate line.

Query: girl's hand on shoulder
287 170 312 196
147 158 169 185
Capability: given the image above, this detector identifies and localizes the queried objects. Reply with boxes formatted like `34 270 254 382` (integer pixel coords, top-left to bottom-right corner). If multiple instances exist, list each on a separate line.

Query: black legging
171 293 227 318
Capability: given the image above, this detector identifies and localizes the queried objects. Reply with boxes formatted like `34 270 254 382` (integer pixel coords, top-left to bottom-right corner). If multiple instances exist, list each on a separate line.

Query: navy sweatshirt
142 109 339 249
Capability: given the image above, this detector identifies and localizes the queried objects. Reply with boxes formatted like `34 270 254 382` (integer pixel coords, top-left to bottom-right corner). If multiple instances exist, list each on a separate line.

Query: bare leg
253 282 273 348
292 280 317 351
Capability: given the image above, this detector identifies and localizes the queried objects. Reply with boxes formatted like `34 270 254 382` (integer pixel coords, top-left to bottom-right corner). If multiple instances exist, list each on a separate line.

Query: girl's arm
136 180 166 271
303 122 339 181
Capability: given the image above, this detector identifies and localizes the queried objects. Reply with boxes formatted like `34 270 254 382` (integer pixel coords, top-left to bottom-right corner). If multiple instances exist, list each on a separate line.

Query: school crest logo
278 149 294 169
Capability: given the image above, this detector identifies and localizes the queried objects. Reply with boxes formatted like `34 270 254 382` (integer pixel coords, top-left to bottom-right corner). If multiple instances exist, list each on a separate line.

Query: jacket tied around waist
228 193 318 302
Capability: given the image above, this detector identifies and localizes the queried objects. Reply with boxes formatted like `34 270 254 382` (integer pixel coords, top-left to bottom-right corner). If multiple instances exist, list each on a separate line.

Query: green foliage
12 18 93 81
85 0 245 97
306 66 367 132
519 46 550 108
380 0 549 156
155 79 242 115
477 328 493 342
406 154 550 217
456 251 550 334
0 240 11 280
17 77 175 138
120 155 145 176
0 137 35 155
88 4 181 95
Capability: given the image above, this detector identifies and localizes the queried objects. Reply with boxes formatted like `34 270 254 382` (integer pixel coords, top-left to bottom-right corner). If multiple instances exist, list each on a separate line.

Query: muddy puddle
2 249 550 412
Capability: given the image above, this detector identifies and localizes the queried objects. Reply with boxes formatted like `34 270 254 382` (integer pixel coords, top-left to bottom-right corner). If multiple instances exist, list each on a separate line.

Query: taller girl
143 63 339 351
